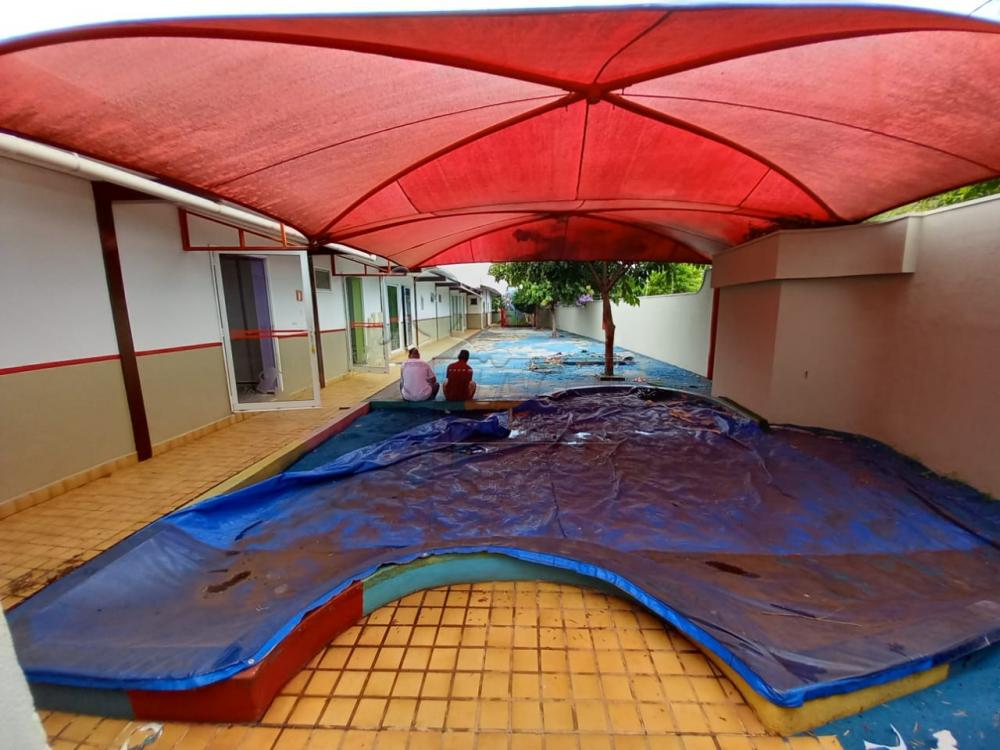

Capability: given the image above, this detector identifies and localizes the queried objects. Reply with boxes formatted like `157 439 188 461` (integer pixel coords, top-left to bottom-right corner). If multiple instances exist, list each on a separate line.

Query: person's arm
425 362 437 384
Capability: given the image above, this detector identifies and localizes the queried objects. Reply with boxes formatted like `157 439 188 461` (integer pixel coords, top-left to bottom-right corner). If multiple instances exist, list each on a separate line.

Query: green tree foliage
490 262 592 337
643 263 706 295
490 261 687 375
869 177 1000 221
509 286 538 314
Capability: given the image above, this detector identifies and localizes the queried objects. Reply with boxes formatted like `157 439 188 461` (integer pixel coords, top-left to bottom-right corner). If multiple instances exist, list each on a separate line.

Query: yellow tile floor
40 582 841 750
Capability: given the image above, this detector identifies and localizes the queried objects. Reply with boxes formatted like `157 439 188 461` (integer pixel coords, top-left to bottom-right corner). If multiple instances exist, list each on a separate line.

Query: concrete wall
0 610 46 750
415 281 440 343
137 346 230 445
554 272 715 377
711 198 1000 497
1 158 313 503
313 255 350 382
435 315 451 340
0 159 136 502
115 203 232 442
0 360 135 501
321 330 350 380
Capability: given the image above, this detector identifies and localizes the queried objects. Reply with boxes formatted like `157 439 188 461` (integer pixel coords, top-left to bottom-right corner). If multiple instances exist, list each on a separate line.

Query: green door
346 277 366 365
387 286 401 351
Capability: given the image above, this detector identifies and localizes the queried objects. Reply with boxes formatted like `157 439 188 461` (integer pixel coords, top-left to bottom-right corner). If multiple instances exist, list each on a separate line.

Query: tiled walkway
40 582 840 750
2 329 842 750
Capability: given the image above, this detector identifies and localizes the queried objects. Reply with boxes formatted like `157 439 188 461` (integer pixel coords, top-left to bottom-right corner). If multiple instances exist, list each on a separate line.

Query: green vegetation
643 263 706 295
492 262 590 335
869 177 1000 222
491 261 702 376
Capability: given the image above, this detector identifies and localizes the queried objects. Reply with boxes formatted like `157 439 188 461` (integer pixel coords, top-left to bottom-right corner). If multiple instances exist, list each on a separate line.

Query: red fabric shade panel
1 6 998 267
423 215 707 266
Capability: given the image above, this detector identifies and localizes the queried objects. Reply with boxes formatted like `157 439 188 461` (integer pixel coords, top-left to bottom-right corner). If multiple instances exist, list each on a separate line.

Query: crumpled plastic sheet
9 388 1000 707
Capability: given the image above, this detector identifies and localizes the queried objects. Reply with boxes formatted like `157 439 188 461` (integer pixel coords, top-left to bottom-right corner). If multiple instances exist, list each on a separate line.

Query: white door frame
210 249 321 411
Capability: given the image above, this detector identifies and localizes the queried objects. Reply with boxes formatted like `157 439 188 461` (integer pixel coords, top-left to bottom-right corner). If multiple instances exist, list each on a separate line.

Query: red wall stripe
1 342 223 376
0 353 121 377
136 342 222 357
319 328 347 334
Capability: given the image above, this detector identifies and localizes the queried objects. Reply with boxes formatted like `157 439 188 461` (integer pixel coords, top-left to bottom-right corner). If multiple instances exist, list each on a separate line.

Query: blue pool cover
9 388 1000 707
423 328 711 399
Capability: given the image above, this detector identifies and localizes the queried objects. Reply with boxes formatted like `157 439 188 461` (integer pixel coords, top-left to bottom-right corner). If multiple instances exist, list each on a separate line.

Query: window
470 298 478 306
313 267 332 290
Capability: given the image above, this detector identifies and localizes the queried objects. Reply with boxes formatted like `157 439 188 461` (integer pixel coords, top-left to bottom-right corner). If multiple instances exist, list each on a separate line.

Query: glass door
346 277 367 366
401 286 413 349
212 250 320 411
344 276 389 372
387 285 401 352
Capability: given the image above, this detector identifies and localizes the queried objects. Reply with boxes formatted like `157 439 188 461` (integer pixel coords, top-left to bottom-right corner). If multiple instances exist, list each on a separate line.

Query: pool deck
0 325 918 750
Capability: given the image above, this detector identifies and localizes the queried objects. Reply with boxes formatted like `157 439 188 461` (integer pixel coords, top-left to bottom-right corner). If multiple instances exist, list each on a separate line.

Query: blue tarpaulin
389 328 712 400
9 388 1000 707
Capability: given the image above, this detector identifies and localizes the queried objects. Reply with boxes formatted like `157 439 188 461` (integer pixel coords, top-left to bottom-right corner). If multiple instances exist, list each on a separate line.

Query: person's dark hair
408 347 420 359
458 349 470 362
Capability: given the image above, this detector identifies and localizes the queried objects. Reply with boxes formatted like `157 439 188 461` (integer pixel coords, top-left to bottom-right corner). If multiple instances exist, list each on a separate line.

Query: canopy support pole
92 182 153 461
307 252 326 389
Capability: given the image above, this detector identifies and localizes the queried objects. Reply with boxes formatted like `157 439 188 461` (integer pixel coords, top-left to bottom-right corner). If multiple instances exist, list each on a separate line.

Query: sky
2 0 997 41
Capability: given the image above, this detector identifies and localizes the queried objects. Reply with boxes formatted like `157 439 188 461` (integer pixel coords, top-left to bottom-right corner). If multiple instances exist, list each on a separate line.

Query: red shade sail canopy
2 5 999 267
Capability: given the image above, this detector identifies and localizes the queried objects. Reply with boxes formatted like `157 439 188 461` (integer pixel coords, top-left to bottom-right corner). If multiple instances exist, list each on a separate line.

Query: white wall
555 271 714 377
712 197 1000 496
115 203 223 351
0 611 46 750
266 253 310 331
313 255 347 331
415 281 439 321
0 157 118 368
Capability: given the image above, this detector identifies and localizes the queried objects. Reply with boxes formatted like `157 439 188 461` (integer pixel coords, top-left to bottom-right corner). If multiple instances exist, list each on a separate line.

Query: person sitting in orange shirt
443 349 477 401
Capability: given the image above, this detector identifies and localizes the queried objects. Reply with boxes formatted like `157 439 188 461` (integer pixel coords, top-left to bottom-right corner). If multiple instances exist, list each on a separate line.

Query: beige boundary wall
553 271 714 377
711 197 1000 497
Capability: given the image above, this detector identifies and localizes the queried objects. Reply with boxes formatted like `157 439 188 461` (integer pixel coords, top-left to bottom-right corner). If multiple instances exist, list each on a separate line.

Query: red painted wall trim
1 342 224 376
0 353 121 377
319 327 347 334
136 342 222 357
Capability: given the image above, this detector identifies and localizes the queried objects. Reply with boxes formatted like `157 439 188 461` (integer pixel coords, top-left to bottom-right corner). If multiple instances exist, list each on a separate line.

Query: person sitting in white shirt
399 347 439 401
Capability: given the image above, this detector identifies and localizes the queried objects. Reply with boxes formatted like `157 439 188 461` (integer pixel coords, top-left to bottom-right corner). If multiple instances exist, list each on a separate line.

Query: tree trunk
550 304 558 337
602 291 615 376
